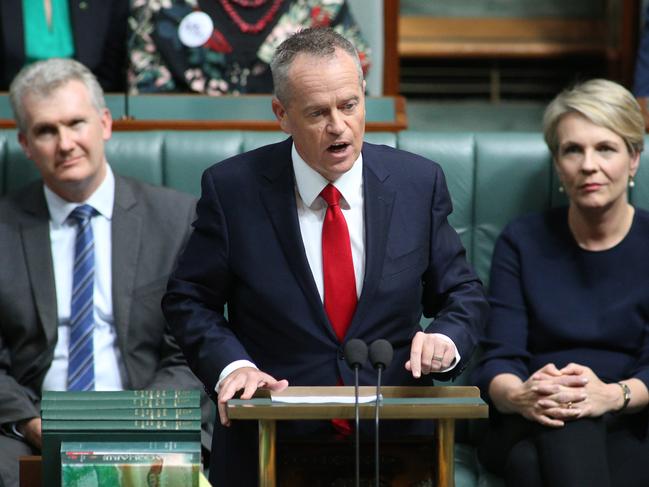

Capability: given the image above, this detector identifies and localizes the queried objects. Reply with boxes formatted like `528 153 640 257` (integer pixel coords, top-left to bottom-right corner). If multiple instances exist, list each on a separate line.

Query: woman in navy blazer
474 79 649 486
0 0 129 91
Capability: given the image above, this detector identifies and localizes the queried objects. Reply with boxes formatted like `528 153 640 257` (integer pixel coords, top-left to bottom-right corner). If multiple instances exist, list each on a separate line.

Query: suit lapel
18 184 58 345
259 140 332 335
111 176 141 355
348 145 395 336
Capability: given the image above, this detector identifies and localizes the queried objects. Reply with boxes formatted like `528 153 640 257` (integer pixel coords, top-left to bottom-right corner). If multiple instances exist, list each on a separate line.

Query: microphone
369 339 393 487
344 338 368 487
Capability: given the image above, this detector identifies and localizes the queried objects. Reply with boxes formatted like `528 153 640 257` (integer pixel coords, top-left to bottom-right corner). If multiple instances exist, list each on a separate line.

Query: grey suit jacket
0 174 199 425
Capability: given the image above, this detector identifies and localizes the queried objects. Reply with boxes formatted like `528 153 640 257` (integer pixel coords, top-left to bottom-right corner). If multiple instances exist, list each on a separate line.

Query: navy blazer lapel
18 184 58 345
111 176 141 350
348 145 395 335
259 139 331 333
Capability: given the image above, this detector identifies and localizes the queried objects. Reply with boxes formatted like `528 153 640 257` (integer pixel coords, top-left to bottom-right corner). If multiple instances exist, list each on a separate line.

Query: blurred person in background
0 0 129 92
128 0 370 94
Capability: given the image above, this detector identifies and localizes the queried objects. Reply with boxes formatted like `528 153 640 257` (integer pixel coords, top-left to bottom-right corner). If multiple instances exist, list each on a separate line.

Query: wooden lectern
228 386 488 487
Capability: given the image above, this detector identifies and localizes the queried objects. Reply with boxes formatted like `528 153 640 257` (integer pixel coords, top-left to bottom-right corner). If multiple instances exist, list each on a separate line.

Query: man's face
18 79 111 202
272 49 366 181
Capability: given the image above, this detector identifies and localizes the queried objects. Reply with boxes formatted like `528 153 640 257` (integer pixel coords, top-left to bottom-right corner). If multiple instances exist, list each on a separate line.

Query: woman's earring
629 176 635 188
558 184 565 193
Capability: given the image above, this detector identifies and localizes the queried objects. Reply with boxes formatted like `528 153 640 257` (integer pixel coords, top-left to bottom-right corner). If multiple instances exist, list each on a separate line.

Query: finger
267 379 289 392
429 342 449 373
534 413 565 428
555 374 588 387
537 398 561 409
240 377 261 400
420 339 437 375
548 390 587 405
217 398 230 426
532 363 561 379
409 332 425 378
559 363 585 375
531 382 561 396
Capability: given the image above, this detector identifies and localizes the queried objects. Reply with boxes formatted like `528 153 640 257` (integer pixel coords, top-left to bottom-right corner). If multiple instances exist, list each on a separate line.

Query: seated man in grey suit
0 58 204 487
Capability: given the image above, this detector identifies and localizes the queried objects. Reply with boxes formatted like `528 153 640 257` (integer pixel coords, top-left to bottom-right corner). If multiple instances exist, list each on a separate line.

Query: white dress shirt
42 165 124 391
217 144 458 390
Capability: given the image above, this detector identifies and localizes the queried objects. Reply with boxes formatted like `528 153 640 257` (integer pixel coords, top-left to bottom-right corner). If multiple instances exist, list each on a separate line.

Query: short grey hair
543 79 644 157
270 27 363 106
9 58 106 133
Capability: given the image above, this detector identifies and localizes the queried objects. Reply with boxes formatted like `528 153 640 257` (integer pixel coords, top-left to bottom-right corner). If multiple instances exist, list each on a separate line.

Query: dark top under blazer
474 207 649 395
163 137 489 485
0 0 129 91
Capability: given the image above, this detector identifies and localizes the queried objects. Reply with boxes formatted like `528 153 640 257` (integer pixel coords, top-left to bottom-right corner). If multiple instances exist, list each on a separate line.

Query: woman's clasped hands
510 363 622 427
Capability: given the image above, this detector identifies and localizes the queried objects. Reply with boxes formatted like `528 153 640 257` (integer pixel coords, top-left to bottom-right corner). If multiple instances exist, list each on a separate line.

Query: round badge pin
178 11 214 48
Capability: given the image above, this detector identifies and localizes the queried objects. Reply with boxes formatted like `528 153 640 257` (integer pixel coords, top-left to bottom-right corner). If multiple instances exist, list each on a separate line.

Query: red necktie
321 184 357 435
320 184 357 341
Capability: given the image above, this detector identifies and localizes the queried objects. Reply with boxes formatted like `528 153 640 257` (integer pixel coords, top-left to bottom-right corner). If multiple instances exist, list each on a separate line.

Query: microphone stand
374 363 383 487
344 338 368 487
354 360 362 487
369 339 393 487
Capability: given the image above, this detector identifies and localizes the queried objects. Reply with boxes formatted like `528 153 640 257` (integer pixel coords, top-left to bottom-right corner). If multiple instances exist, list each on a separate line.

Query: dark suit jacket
0 0 129 91
163 138 488 485
0 174 200 427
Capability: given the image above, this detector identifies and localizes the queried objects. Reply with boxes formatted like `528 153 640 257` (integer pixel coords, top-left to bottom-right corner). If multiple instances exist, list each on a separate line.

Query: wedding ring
432 355 443 362
567 402 573 409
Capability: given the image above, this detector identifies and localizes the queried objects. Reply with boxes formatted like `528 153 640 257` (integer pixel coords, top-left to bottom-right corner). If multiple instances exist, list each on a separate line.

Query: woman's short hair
543 79 645 157
9 58 106 133
270 27 363 107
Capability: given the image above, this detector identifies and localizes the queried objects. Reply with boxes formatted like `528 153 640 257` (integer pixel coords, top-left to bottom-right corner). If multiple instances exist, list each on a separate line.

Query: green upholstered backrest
398 131 475 262
472 133 553 285
3 128 649 289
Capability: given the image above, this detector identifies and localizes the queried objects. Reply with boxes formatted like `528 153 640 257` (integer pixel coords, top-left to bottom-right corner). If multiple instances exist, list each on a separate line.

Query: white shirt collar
44 164 115 226
291 143 363 209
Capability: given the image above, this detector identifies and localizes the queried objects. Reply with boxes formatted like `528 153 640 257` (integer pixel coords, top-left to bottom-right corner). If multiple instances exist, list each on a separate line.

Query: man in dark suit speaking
0 59 204 487
163 27 488 486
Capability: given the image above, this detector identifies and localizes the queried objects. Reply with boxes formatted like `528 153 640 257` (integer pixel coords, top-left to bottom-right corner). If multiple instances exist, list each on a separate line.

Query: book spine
41 390 200 401
42 419 201 431
42 408 201 420
61 451 201 465
41 397 199 409
60 440 201 453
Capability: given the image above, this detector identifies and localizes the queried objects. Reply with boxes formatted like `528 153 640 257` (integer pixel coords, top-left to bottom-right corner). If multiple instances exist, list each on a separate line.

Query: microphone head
369 339 393 370
344 339 368 369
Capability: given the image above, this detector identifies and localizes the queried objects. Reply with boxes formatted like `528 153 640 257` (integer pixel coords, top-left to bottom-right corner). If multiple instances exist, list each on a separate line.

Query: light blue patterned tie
67 204 96 391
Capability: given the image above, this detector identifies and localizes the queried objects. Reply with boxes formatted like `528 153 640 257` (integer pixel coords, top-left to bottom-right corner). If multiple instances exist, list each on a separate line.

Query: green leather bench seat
3 128 649 487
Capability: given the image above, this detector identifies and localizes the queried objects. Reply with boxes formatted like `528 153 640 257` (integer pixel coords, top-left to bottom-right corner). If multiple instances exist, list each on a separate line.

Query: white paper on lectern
271 395 380 404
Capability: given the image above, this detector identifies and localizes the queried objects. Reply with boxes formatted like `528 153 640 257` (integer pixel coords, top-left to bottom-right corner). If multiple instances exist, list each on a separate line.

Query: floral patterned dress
128 0 371 94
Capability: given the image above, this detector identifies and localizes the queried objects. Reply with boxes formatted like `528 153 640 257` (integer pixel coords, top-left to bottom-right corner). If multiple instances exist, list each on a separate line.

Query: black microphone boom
344 338 368 487
369 339 393 487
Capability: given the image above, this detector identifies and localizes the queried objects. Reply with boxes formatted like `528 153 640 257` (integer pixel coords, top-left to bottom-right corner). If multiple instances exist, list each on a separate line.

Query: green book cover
42 419 201 431
43 431 201 487
42 408 201 421
42 390 200 401
41 396 199 410
61 441 200 487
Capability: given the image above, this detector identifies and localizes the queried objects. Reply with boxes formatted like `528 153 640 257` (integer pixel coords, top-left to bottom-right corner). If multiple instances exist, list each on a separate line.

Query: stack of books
41 390 202 487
